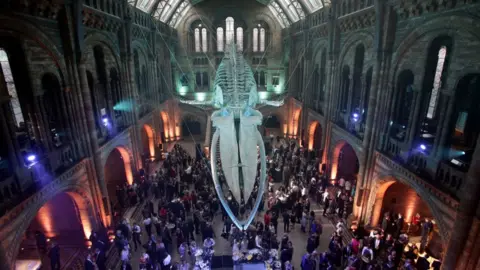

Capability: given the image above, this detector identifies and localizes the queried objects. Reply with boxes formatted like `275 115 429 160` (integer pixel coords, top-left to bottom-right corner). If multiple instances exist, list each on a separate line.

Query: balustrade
436 160 465 199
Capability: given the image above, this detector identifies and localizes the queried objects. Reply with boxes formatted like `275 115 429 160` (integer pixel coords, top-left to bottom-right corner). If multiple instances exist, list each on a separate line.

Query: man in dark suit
48 241 60 270
416 254 431 270
94 248 106 270
84 254 96 270
371 234 384 258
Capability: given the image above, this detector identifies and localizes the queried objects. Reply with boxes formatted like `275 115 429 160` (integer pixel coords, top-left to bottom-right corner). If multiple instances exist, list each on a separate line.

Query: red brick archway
141 124 155 159
104 147 133 207
371 178 444 258
308 121 323 151
331 141 359 182
15 191 93 269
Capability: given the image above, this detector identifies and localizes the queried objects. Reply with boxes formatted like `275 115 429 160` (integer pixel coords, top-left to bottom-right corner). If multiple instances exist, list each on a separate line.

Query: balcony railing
0 158 91 222
376 152 459 209
436 160 466 200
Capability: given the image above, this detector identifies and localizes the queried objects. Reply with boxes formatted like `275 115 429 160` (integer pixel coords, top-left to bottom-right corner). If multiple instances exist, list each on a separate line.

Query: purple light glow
420 144 426 150
27 155 36 162
353 113 359 118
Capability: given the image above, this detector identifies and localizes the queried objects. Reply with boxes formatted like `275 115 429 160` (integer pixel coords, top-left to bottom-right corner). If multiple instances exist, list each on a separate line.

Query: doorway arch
291 109 302 138
141 124 155 159
331 140 360 183
14 191 93 269
104 147 133 206
160 111 171 140
370 177 445 258
308 121 323 151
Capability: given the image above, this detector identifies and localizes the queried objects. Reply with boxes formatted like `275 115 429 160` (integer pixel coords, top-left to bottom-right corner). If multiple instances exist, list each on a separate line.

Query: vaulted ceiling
128 0 329 29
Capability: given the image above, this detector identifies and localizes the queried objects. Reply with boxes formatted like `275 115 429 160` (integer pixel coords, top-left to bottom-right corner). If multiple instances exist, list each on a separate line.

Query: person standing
132 223 142 251
144 216 152 237
48 241 60 270
283 211 290 232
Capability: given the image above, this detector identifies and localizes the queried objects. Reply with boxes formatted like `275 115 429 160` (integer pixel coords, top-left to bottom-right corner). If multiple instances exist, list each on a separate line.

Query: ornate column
406 88 422 149
434 90 455 160
63 87 82 158
346 74 354 121
78 62 111 220
104 75 117 135
33 95 53 152
204 115 212 148
442 134 480 269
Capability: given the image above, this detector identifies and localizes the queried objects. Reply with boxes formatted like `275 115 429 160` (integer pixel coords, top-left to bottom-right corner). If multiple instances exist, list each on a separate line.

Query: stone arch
249 12 279 32
132 40 150 63
7 186 96 268
313 41 328 64
181 113 203 137
82 33 122 80
330 140 360 181
141 124 155 159
104 146 133 186
181 13 214 35
82 32 121 65
290 108 302 138
0 15 67 81
308 120 323 151
338 31 374 69
390 15 480 91
160 111 173 141
368 175 448 246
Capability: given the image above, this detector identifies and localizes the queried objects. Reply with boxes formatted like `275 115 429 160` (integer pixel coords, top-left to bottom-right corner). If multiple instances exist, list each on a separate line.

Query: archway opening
331 141 359 184
308 121 323 161
160 111 171 141
372 180 443 259
104 147 133 208
141 124 155 160
292 109 301 138
15 192 91 269
181 114 201 138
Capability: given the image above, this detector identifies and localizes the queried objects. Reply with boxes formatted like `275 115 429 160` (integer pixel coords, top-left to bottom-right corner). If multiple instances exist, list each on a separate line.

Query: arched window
217 27 224 52
193 24 207 53
260 28 266 52
226 17 234 45
236 27 243 51
0 48 24 127
253 28 259 52
260 71 266 86
201 28 208 52
194 28 200 52
253 26 266 52
426 46 447 119
202 72 209 87
195 72 202 86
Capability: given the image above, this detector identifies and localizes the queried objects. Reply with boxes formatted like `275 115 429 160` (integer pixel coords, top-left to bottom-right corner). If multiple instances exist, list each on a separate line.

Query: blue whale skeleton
179 44 284 230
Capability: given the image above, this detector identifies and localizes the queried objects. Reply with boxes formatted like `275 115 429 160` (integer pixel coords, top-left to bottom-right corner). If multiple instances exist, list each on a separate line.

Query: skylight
127 0 326 29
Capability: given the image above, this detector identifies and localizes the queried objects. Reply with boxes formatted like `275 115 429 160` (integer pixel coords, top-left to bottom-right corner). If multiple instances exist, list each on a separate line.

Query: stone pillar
204 115 212 148
104 76 117 135
127 53 142 168
33 95 53 152
458 217 480 270
0 68 21 168
442 134 480 269
78 62 111 219
0 97 20 170
63 87 82 158
434 91 455 160
406 89 422 149
346 74 354 120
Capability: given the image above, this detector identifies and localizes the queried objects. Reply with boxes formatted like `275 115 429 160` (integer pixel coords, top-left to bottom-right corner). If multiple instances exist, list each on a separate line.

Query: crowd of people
82 136 441 270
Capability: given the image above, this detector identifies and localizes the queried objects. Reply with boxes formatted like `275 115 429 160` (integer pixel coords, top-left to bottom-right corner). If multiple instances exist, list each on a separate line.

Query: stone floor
127 198 334 269
127 141 337 269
